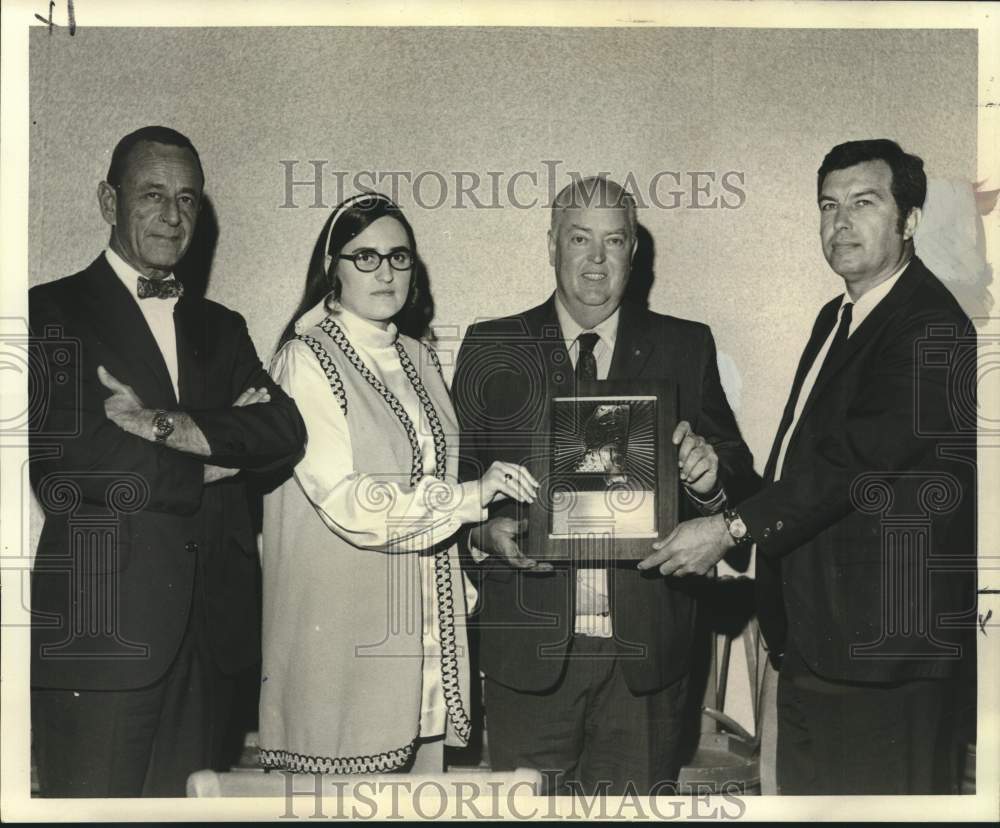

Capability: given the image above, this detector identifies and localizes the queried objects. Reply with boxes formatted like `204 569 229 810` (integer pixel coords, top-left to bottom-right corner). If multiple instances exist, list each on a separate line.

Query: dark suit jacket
743 257 977 683
29 254 306 691
453 296 759 694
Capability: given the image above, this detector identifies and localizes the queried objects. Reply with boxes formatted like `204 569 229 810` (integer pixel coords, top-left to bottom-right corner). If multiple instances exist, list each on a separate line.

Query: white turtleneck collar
293 296 399 349
333 304 398 350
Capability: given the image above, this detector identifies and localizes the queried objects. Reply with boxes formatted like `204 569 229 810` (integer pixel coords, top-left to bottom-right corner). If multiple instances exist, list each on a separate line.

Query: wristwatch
722 509 752 545
152 410 175 443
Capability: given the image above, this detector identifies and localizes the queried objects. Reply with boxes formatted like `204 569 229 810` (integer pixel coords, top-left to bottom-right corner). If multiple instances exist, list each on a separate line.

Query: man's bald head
550 177 637 236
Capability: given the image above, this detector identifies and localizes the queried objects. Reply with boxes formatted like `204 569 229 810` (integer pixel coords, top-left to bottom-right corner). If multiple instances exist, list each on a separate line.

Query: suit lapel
608 302 654 380
81 255 178 409
762 298 840 481
795 258 925 429
526 296 574 399
172 295 207 408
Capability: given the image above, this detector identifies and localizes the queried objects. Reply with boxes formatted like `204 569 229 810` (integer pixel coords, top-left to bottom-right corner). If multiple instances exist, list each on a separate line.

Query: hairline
550 201 637 237
114 139 205 189
817 159 905 228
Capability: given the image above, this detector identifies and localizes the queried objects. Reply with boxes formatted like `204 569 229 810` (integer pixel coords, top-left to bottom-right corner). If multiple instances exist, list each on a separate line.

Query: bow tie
137 276 184 300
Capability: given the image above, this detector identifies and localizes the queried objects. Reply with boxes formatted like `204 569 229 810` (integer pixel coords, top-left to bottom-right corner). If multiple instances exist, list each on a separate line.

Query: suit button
761 528 771 539
776 521 784 531
185 541 199 553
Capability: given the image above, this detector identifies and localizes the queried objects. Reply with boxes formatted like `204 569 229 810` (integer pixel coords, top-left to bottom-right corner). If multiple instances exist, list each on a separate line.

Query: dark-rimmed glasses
338 248 413 273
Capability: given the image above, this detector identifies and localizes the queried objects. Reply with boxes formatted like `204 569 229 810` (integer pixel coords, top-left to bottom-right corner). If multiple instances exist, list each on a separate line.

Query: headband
323 191 400 273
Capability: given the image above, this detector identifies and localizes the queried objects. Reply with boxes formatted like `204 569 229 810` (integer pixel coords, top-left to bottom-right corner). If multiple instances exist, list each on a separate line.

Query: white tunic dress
259 304 481 773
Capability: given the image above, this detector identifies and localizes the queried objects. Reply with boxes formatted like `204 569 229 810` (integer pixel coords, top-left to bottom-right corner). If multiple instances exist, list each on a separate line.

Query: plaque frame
528 379 678 562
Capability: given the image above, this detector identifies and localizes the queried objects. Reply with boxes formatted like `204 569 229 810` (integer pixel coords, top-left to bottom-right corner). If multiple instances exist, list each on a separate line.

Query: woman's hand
479 462 539 507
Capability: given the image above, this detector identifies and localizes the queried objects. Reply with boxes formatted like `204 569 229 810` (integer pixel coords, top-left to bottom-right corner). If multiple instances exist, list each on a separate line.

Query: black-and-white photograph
1 0 997 822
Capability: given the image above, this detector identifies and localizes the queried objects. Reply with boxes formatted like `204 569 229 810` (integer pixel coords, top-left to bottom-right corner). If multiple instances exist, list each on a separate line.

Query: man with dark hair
454 176 759 794
29 126 306 796
641 139 977 794
105 125 205 187
816 138 927 233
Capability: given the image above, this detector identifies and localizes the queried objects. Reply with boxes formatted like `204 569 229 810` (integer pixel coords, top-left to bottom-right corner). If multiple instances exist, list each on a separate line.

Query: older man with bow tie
28 125 305 797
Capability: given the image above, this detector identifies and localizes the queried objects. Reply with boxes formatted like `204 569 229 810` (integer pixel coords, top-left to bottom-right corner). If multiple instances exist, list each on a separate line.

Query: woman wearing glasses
259 193 537 775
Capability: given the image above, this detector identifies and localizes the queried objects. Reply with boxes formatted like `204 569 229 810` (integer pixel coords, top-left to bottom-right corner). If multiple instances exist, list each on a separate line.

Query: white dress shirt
774 258 910 481
553 295 619 638
106 248 180 401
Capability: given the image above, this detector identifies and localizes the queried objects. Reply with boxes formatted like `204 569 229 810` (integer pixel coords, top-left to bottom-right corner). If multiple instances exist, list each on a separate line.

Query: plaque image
567 403 631 476
550 396 657 540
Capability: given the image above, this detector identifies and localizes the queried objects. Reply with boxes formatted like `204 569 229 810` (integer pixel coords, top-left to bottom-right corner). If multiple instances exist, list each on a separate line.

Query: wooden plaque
528 379 678 562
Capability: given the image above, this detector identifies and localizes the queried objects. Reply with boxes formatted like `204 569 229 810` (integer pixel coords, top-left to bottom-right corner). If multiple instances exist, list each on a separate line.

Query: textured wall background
27 26 978 750
29 27 977 464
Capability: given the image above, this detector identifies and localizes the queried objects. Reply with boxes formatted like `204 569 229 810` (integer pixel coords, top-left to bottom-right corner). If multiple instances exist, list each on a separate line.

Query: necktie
814 302 853 386
769 302 853 483
137 276 184 300
576 332 600 381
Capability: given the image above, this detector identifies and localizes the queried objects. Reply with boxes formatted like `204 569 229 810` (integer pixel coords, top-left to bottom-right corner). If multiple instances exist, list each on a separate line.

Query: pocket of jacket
33 530 131 575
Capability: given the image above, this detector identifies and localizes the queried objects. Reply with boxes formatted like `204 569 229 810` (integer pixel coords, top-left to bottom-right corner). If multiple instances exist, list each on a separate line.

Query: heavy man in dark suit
640 140 977 794
28 126 306 797
453 177 759 794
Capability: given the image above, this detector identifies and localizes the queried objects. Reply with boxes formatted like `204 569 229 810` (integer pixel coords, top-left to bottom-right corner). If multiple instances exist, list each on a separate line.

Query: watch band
152 410 175 443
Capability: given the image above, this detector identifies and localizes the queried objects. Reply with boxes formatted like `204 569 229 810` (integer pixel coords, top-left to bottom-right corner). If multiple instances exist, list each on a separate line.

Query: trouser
485 635 688 795
776 646 957 795
32 583 248 798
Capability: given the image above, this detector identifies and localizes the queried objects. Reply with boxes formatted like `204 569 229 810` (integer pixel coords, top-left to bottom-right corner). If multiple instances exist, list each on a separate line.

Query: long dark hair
277 193 428 348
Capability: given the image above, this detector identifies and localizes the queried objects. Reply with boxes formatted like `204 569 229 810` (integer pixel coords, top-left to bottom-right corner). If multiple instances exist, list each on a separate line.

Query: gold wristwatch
722 509 751 545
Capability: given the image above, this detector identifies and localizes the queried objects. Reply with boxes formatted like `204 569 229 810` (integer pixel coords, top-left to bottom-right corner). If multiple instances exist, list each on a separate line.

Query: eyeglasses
338 248 413 273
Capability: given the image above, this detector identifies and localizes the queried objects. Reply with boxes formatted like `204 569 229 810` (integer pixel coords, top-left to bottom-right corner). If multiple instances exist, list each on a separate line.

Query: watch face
153 412 174 438
726 512 747 539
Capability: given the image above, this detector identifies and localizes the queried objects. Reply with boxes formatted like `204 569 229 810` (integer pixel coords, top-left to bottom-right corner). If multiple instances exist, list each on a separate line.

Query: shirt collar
553 293 620 350
839 255 911 334
105 247 178 304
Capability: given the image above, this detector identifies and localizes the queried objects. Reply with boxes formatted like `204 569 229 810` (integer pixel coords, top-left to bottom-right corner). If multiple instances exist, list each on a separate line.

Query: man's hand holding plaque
673 419 720 496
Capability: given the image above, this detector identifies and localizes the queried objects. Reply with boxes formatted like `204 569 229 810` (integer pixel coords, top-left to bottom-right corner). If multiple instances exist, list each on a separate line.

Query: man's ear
902 206 921 241
97 181 117 227
547 228 557 267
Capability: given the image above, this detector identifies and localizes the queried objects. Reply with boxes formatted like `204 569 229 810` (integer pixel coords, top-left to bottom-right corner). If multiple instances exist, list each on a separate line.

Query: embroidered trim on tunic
259 742 414 775
420 340 445 382
396 341 473 743
297 333 348 415
319 317 471 744
320 318 423 485
396 342 448 478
